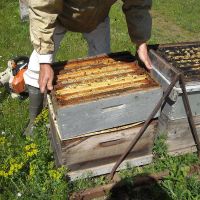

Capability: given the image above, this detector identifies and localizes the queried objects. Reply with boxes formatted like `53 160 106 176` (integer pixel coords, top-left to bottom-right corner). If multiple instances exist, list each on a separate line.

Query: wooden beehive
48 95 158 179
48 51 199 179
150 42 200 119
150 42 200 155
46 52 162 178
158 111 200 155
50 52 162 139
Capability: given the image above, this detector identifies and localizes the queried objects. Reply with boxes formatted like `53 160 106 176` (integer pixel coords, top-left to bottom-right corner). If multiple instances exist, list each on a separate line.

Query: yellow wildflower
29 163 37 177
24 143 39 158
26 149 38 158
0 170 8 177
7 163 23 176
48 170 62 181
9 157 17 165
24 143 37 151
0 136 6 144
34 109 48 124
0 163 23 177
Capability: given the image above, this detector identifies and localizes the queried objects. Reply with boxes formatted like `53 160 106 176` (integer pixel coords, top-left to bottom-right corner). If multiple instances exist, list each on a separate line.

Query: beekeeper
23 0 152 135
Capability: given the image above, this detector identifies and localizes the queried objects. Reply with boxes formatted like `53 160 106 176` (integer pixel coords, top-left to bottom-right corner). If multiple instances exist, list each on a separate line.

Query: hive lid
52 52 159 108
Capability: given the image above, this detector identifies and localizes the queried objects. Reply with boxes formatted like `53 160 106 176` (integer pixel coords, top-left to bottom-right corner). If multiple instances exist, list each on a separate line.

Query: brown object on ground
12 68 27 93
70 164 200 200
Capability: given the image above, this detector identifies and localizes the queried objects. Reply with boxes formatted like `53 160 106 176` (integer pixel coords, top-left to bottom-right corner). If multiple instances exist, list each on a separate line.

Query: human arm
29 0 63 92
122 0 152 69
39 64 54 93
136 42 152 70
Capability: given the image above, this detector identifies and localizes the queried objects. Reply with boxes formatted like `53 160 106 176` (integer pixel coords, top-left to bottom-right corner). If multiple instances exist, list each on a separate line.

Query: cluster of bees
55 54 157 105
158 45 200 81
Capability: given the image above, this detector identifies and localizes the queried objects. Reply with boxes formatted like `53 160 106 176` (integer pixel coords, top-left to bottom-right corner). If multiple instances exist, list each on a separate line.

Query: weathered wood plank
49 125 155 180
68 155 154 180
162 91 200 120
158 111 200 153
61 121 156 168
19 0 29 21
49 114 63 167
68 145 198 180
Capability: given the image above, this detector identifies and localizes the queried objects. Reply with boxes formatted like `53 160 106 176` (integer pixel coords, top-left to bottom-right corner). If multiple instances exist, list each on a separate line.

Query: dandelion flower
17 192 22 197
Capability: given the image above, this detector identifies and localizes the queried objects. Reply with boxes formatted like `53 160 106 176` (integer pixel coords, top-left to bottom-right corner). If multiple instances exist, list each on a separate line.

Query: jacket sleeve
122 0 152 44
28 0 63 62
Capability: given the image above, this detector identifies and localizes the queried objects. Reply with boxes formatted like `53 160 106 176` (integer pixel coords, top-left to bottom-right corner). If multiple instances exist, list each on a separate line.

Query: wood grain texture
48 108 157 179
48 109 200 180
162 91 200 120
61 121 157 168
158 111 200 153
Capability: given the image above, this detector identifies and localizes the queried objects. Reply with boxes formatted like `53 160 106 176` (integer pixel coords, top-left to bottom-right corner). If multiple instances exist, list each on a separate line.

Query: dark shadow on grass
0 87 9 104
107 174 172 200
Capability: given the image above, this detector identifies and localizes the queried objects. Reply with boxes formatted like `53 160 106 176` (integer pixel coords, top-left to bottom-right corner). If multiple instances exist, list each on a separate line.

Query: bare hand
136 42 152 70
39 63 54 93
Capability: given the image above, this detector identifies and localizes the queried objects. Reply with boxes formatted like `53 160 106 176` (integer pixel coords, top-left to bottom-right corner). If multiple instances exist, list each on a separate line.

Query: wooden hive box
48 96 158 179
150 42 200 120
50 52 162 139
150 42 200 154
158 111 200 155
47 52 162 178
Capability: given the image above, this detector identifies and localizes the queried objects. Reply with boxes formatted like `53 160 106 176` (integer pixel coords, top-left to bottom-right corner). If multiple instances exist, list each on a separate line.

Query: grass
153 0 200 33
0 0 200 199
118 135 200 200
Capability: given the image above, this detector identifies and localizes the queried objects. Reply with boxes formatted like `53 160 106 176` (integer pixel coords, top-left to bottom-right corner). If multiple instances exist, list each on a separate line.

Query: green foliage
162 163 200 200
0 109 68 200
69 173 108 193
153 0 200 33
153 133 168 159
0 0 31 72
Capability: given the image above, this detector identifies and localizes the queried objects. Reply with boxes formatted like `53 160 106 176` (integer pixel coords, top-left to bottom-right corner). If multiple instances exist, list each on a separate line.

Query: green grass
118 135 200 200
153 0 200 33
0 0 200 199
